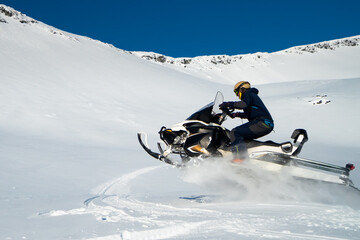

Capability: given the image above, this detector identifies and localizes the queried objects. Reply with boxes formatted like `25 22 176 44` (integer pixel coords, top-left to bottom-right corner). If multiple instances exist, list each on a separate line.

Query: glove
229 112 240 118
211 113 222 123
219 101 235 110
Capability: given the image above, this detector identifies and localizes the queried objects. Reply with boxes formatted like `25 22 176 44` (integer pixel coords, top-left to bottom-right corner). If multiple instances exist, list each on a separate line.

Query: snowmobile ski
137 132 184 167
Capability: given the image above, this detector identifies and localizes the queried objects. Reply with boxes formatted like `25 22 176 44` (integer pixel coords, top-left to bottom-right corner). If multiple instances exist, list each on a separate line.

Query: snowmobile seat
247 140 293 153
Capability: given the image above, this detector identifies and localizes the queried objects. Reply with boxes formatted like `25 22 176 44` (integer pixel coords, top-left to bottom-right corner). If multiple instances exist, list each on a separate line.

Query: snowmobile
137 92 357 188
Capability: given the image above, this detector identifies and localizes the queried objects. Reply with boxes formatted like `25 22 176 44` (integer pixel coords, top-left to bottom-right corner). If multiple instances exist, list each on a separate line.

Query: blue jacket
234 88 273 122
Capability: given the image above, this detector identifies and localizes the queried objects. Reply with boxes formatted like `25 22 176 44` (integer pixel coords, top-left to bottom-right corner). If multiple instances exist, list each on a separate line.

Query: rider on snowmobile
219 81 274 161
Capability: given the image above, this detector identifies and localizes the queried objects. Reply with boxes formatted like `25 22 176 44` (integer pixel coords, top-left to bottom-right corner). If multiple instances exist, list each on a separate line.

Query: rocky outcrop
284 36 360 54
0 5 37 24
132 36 360 68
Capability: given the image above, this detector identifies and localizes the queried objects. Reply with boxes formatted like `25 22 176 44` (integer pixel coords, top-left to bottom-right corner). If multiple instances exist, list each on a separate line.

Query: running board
250 151 350 176
250 151 354 186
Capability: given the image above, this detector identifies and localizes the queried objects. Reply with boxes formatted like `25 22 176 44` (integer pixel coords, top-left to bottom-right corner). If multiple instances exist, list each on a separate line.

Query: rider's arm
231 111 247 118
234 92 252 109
234 101 247 109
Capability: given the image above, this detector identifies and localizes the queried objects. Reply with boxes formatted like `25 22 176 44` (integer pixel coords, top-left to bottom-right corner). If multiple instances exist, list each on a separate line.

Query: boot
231 144 248 163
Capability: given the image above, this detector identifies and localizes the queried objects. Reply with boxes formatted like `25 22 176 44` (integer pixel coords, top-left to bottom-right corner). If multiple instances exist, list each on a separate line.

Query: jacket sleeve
235 111 247 118
233 100 247 109
234 92 253 109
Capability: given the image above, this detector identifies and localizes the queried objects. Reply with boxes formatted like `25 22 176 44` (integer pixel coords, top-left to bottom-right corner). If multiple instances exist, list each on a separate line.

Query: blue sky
3 0 360 57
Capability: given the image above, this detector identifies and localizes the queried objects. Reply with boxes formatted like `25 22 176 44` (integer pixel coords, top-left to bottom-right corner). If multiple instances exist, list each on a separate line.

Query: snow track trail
92 166 161 196
42 166 360 240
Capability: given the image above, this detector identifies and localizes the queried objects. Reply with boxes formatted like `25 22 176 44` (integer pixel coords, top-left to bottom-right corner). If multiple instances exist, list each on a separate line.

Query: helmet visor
234 87 240 96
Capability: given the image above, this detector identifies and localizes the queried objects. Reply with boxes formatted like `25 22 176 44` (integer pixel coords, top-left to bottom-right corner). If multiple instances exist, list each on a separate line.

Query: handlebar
217 106 234 125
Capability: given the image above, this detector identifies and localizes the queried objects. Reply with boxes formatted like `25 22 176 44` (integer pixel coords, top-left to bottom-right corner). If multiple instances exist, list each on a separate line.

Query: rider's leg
230 120 273 161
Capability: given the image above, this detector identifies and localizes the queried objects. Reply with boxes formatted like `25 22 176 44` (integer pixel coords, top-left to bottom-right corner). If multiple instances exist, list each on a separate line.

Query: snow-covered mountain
132 36 360 84
1 4 360 240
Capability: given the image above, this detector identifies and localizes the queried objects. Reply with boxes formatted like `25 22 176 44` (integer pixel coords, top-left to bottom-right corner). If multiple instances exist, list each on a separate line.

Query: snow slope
1 5 360 240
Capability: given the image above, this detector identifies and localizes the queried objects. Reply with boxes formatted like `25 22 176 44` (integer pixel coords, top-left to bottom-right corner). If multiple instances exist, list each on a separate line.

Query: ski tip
346 163 355 171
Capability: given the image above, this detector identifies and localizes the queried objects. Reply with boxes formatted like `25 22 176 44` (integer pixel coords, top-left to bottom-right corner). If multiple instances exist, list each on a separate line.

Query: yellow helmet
234 81 250 98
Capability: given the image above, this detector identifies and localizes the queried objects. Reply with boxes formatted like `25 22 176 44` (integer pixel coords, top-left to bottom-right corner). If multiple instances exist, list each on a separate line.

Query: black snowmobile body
137 92 356 187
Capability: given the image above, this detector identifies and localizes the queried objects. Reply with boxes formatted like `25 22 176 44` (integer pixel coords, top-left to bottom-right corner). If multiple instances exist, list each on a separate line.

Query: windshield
212 91 224 115
186 92 224 123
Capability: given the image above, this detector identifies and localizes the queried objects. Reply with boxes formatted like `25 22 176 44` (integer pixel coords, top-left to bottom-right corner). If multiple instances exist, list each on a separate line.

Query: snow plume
181 159 296 202
181 159 360 208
